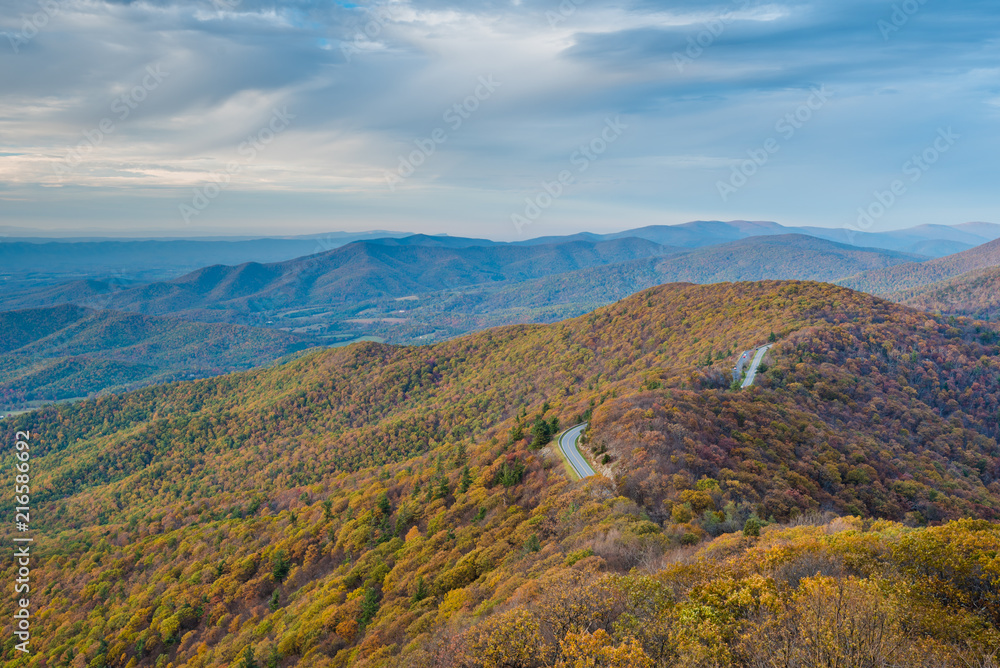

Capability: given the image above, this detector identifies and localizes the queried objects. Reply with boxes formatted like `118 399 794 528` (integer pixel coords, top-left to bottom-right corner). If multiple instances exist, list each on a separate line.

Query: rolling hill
892 266 1000 320
413 234 925 330
3 223 998 352
839 237 1000 295
3 219 994 307
14 234 918 347
0 304 314 407
0 237 677 326
2 281 1000 666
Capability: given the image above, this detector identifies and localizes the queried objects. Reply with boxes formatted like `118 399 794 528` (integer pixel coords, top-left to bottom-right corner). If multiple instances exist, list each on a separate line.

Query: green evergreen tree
271 550 290 583
411 575 427 604
530 417 553 450
458 466 473 493
376 491 391 516
359 587 380 626
241 646 258 668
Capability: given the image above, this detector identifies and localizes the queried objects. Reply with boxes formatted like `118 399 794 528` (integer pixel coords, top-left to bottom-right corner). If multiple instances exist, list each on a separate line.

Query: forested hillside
0 234 921 349
0 238 672 320
346 235 925 341
2 281 999 667
841 237 1000 295
893 266 1000 320
480 234 920 306
0 305 313 407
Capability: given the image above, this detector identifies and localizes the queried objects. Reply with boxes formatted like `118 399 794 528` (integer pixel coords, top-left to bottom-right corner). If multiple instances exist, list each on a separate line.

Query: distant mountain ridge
519 220 1000 256
2 220 996 288
0 237 677 321
839 237 1000 295
2 221 998 353
0 233 933 347
434 234 925 326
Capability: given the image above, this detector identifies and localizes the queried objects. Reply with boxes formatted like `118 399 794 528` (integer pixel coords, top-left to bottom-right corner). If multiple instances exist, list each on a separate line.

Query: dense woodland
841 237 1000 296
352 235 924 343
2 281 1000 666
0 305 312 407
895 267 1000 321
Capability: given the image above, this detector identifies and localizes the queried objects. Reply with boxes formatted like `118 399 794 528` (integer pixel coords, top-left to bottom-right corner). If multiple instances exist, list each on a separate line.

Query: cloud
0 0 998 237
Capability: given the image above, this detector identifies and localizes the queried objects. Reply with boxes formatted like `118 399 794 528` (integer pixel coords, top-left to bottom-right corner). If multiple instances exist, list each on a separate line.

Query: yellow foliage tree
557 629 653 668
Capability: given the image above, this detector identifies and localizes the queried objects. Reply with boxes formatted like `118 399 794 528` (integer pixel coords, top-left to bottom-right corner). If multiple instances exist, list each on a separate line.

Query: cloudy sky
1 0 997 239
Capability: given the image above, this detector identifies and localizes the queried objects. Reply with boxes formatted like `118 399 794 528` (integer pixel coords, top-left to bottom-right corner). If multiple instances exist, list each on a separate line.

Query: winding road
741 344 773 388
558 423 596 479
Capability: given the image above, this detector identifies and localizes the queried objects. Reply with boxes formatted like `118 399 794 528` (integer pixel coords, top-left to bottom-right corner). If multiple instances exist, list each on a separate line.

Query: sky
1 0 998 240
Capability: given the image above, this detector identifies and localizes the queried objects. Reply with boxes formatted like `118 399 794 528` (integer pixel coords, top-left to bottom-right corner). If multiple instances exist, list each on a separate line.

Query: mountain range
521 220 1000 255
4 220 998 289
3 221 999 408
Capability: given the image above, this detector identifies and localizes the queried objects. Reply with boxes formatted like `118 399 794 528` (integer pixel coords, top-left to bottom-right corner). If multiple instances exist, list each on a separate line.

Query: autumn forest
0 279 999 667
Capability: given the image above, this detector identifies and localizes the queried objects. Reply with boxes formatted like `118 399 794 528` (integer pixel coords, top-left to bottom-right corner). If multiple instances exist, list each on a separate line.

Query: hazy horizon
2 218 998 243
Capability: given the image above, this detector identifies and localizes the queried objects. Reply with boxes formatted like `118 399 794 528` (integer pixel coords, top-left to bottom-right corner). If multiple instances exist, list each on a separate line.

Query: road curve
741 344 773 388
558 423 596 479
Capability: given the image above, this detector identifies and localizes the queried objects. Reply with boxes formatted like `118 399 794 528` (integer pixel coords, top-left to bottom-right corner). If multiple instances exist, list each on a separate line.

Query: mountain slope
893 266 1000 320
0 304 314 407
33 237 674 317
289 234 924 345
0 226 990 350
2 281 1000 666
840 237 1000 295
432 234 924 325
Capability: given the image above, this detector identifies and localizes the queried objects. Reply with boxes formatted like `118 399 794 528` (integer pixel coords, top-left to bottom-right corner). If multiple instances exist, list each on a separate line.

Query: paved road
741 344 773 388
558 423 595 479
